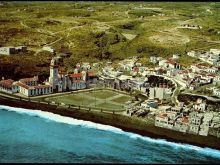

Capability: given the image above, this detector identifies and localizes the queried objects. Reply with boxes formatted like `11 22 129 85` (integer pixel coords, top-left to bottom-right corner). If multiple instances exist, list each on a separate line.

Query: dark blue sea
0 105 220 163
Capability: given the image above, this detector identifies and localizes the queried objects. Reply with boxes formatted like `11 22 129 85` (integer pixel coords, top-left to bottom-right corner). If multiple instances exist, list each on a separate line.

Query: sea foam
1 105 220 158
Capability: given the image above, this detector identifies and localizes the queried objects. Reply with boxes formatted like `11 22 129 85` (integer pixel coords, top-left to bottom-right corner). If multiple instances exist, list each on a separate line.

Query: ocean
0 105 220 163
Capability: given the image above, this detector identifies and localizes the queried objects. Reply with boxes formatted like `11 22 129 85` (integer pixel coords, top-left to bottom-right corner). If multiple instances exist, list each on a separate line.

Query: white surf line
1 104 220 159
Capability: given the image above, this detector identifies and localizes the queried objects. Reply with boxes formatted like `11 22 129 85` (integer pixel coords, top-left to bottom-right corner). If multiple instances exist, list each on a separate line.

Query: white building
159 59 167 67
174 116 189 133
0 46 27 55
210 49 220 55
48 57 92 93
0 79 19 94
187 51 196 57
213 76 220 85
188 112 203 134
193 102 207 111
172 54 180 60
199 112 213 136
213 88 220 98
150 56 158 64
149 87 172 100
42 46 55 53
155 112 177 129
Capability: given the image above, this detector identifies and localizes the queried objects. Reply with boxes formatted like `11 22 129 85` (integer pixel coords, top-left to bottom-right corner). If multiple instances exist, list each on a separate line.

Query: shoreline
0 96 220 151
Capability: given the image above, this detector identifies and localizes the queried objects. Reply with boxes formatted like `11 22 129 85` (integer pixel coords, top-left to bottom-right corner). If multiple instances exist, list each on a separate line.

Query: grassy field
111 95 131 104
87 90 117 99
45 89 131 110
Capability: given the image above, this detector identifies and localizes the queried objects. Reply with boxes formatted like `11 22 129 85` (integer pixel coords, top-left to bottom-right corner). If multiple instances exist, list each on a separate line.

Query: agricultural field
45 89 131 111
0 1 220 80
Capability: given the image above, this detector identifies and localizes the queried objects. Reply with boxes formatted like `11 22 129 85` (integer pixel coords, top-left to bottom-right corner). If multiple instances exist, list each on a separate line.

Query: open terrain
0 2 219 80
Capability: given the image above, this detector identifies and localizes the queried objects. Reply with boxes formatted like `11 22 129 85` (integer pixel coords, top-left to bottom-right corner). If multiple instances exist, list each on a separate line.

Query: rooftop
0 79 14 88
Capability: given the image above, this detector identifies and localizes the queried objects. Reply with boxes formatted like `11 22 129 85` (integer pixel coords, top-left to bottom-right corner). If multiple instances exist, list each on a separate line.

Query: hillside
0 1 220 80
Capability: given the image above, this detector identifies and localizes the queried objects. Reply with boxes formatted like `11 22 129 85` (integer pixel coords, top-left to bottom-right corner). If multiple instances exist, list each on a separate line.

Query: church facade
47 57 89 92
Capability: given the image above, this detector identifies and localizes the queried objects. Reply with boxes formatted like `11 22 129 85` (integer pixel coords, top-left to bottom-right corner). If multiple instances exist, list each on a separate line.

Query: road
146 74 186 106
181 92 220 102
20 20 63 55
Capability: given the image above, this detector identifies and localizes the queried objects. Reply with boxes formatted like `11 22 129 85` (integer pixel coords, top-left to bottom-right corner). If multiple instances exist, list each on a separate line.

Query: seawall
0 95 220 150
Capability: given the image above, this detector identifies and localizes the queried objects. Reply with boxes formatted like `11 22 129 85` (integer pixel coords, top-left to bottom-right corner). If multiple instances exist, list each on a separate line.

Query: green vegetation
45 89 131 110
111 95 131 104
88 90 117 99
0 2 219 79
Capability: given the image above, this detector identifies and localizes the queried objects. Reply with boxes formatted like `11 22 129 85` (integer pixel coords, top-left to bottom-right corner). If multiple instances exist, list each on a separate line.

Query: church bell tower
49 58 59 89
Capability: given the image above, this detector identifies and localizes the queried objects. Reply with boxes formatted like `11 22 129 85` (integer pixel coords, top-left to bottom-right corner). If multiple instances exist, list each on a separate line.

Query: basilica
0 57 98 97
46 57 88 92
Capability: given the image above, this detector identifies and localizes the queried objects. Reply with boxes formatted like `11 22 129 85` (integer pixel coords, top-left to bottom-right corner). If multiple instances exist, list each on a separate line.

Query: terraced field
0 2 219 80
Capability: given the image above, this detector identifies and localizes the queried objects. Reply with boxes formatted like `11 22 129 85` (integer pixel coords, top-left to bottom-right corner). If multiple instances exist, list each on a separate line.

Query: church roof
0 79 14 88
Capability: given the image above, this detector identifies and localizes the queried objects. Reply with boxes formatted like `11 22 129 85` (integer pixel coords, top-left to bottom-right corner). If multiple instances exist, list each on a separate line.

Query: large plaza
45 89 131 111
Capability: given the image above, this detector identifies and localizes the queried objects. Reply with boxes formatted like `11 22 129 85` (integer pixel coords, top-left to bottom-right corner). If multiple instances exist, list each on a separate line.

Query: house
187 51 196 57
0 79 19 94
135 62 142 67
15 76 54 97
188 82 198 91
155 112 177 129
150 56 158 64
42 46 55 53
0 46 27 55
206 67 218 73
17 82 53 97
159 59 167 67
19 76 38 86
149 87 172 100
169 106 183 113
199 112 214 136
193 99 207 111
191 64 209 73
165 59 181 70
172 54 180 60
174 116 189 133
141 99 158 109
213 88 220 98
166 69 177 77
188 112 203 134
210 49 220 55
213 75 220 85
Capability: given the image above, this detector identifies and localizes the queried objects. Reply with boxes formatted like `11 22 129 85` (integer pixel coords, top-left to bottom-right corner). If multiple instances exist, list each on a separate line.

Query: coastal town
0 45 220 138
1 2 220 163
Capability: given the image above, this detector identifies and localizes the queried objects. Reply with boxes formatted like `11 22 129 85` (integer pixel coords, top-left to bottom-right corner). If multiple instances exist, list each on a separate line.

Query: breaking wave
1 104 220 159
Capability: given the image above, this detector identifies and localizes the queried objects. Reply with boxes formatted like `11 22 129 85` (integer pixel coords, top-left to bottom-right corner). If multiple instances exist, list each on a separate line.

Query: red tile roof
181 117 189 124
17 82 52 90
20 76 38 83
166 59 176 65
16 82 30 89
0 79 14 88
207 74 216 77
69 73 82 78
158 113 168 119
